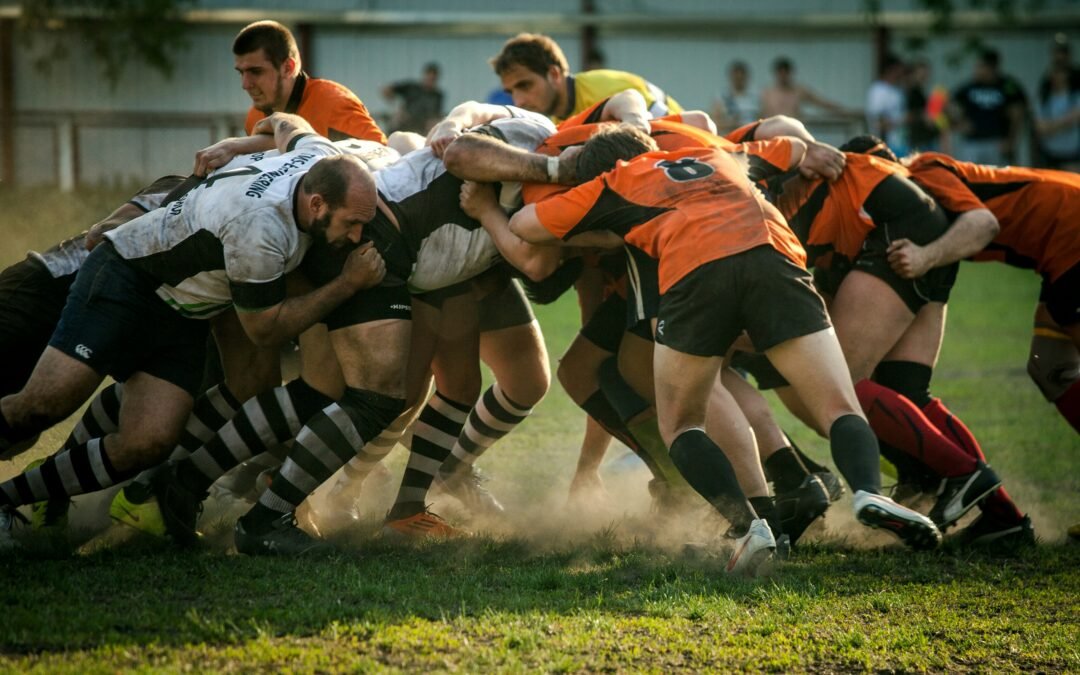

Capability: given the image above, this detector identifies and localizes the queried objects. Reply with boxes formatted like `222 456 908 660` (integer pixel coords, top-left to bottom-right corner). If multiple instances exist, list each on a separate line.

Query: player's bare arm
426 101 515 157
887 208 1000 279
443 132 576 185
752 115 845 180
458 180 561 281
236 242 385 347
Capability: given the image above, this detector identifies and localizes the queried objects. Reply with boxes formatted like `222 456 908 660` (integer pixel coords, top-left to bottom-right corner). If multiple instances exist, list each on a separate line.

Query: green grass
1 187 1078 672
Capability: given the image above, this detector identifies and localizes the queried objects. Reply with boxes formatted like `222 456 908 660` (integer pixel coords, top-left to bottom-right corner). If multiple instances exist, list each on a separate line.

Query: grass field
1 187 1078 672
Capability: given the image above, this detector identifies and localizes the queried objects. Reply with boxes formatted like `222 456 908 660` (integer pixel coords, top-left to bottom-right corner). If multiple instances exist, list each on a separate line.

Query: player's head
233 21 301 114
422 62 440 88
974 48 1000 82
839 134 898 163
576 123 659 182
728 60 749 90
302 156 378 247
773 56 794 85
491 33 570 116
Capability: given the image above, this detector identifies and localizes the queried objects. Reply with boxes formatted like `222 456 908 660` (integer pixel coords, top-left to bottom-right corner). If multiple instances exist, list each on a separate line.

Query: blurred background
0 0 1076 189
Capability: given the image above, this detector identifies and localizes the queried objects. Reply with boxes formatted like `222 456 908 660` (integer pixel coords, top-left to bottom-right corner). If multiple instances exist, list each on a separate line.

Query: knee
506 360 550 408
108 430 179 472
1028 333 1080 402
3 392 67 430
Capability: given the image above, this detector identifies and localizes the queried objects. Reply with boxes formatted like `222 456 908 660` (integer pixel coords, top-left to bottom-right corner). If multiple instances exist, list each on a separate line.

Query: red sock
923 398 1024 523
922 398 986 461
1054 380 1080 434
855 380 978 478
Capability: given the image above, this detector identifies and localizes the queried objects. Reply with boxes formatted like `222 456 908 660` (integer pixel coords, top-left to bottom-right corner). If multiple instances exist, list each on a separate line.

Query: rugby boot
0 506 26 551
775 474 831 546
928 461 1002 530
853 490 941 550
814 470 844 502
957 513 1035 550
109 488 168 538
435 465 504 518
149 466 205 547
383 508 467 540
725 518 776 577
235 512 333 556
26 459 70 531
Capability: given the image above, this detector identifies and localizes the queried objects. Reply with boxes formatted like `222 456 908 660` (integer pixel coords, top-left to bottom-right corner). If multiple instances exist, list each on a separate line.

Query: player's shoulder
304 77 363 103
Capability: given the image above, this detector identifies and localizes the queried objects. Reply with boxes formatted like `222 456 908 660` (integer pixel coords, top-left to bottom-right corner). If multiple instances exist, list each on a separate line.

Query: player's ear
547 65 564 85
282 56 298 77
309 192 326 215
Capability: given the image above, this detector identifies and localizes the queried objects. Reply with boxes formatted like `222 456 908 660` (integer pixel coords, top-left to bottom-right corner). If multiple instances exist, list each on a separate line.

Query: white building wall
5 12 1075 185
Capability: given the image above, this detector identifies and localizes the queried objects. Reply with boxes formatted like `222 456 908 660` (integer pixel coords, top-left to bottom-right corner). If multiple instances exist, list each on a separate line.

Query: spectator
1037 39 1080 107
584 48 606 71
712 60 759 132
760 56 851 119
866 53 908 156
905 59 949 153
949 48 1027 165
382 62 445 134
1035 63 1080 170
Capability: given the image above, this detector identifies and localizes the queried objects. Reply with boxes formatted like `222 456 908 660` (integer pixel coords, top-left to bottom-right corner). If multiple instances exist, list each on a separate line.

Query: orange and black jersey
906 152 1080 281
772 152 932 265
244 72 387 144
534 146 806 294
524 99 791 205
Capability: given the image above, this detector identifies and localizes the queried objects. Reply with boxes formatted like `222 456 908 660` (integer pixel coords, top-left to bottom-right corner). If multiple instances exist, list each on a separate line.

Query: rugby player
0 126 389 548
478 125 945 572
760 137 1015 541
143 109 560 554
491 33 681 125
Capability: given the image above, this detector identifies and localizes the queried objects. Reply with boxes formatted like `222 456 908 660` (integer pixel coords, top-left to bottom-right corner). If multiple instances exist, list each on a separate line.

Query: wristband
547 156 560 183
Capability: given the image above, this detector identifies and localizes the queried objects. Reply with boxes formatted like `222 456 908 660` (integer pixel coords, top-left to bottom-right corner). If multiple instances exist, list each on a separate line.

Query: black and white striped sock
0 438 135 507
439 383 532 478
245 388 405 528
61 382 124 450
124 384 242 499
174 379 333 496
388 392 471 519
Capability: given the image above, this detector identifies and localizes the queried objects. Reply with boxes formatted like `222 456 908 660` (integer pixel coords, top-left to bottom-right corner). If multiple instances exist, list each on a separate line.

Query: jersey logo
656 158 714 182
74 344 93 359
657 320 665 336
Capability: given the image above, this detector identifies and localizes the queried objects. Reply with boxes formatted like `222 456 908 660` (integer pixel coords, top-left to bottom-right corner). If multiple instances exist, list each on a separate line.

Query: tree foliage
19 0 198 87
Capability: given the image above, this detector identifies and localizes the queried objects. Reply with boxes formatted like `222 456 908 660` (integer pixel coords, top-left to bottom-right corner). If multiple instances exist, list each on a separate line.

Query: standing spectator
712 60 759 132
865 53 908 156
1037 40 1080 108
584 48 606 71
1035 63 1080 170
382 62 445 134
949 49 1027 165
759 56 851 119
905 59 949 153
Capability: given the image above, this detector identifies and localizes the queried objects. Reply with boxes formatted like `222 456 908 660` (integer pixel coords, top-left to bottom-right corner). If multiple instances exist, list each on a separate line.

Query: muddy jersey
215 137 401 175
29 175 186 279
374 108 556 292
534 146 806 294
244 73 387 144
104 135 346 318
906 152 1080 281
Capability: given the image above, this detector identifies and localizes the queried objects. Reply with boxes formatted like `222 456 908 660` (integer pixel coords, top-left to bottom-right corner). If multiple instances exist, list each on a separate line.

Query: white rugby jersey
216 137 400 174
375 107 556 292
30 175 186 279
105 135 345 318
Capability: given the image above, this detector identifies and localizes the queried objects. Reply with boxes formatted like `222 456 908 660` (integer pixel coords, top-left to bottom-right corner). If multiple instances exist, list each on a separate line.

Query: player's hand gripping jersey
104 135 352 318
906 152 1080 282
533 145 806 294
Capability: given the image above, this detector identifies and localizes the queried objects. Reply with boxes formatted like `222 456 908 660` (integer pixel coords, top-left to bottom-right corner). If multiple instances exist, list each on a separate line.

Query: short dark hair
576 124 659 182
773 57 793 73
979 48 1001 69
302 155 361 211
491 33 569 77
423 62 440 76
233 20 300 69
880 53 903 76
729 60 748 74
839 134 898 162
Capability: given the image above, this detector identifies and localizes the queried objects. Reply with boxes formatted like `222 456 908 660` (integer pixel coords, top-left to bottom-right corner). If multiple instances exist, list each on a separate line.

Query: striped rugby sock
0 438 135 507
389 391 471 519
439 383 532 478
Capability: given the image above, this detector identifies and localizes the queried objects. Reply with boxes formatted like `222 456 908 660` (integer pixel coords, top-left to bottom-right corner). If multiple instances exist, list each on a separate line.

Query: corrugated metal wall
3 2 1075 186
